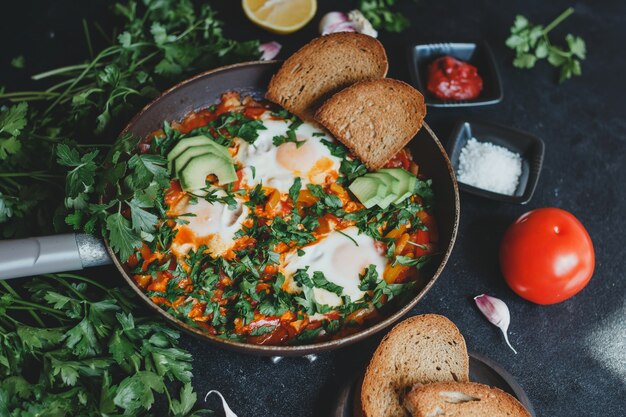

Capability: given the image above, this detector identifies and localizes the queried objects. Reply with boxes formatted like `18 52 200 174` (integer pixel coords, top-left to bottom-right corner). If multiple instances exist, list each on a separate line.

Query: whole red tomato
499 208 595 305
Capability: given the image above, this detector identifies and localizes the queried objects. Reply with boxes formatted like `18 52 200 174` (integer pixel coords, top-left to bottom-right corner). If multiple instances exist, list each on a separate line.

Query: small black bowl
446 120 545 204
408 41 503 107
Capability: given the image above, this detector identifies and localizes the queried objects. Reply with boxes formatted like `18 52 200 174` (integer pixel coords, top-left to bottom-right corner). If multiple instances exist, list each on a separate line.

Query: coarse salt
457 138 522 195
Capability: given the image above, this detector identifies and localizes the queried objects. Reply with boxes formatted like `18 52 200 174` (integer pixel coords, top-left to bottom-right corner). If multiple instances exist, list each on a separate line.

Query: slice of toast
315 78 426 170
360 315 469 417
266 32 388 121
404 382 531 417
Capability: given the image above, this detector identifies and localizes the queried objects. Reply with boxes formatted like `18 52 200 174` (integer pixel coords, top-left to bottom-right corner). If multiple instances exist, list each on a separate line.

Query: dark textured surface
2 0 625 416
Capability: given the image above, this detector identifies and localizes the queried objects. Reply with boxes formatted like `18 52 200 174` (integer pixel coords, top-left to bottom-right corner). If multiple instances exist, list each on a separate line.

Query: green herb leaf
0 103 27 160
359 0 410 32
505 8 585 82
106 212 142 261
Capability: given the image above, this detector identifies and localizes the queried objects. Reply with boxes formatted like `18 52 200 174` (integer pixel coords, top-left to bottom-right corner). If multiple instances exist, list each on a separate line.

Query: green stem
163 382 174 413
3 96 55 103
543 7 575 35
4 299 69 317
32 64 93 80
29 134 61 143
76 143 113 148
0 172 62 179
45 275 88 301
93 21 112 44
83 19 94 59
0 91 62 98
46 78 81 92
5 305 70 320
133 51 159 68
54 273 109 292
43 45 122 114
0 176 21 190
0 281 45 326
0 315 17 331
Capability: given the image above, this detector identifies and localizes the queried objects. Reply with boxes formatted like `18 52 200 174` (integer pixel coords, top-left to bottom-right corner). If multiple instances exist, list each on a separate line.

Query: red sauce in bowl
427 55 483 100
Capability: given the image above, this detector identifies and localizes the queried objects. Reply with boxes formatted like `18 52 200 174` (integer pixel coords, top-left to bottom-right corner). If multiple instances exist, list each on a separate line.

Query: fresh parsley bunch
358 0 411 32
506 7 586 82
0 274 208 416
0 0 261 239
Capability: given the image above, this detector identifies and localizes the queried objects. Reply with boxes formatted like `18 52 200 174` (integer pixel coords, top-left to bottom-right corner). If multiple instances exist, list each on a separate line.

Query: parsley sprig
0 274 208 416
506 7 586 82
358 0 411 33
0 0 260 239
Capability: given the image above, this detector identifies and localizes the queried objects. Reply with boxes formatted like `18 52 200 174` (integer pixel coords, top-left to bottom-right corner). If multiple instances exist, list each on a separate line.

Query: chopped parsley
272 117 306 148
101 97 436 346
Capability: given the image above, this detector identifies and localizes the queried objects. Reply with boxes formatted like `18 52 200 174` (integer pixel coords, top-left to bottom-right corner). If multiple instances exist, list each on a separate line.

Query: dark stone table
3 0 625 415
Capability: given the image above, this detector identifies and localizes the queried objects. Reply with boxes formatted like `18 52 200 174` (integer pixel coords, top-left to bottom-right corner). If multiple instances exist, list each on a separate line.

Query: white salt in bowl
446 120 544 204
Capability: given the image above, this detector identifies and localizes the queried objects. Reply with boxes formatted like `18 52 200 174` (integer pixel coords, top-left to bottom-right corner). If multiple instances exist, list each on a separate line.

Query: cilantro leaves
358 0 410 32
506 8 586 82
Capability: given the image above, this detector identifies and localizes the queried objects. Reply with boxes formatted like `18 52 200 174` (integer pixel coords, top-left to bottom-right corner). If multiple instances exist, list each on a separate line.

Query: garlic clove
205 390 238 417
319 11 352 35
474 294 518 354
347 10 378 38
319 10 377 38
259 41 282 61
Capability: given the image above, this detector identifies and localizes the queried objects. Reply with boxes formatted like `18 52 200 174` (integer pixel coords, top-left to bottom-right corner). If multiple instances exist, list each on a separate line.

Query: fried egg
234 113 342 193
282 227 387 307
169 196 248 257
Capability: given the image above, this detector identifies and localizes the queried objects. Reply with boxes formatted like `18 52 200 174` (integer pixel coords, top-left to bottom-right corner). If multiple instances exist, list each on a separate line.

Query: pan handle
0 233 112 280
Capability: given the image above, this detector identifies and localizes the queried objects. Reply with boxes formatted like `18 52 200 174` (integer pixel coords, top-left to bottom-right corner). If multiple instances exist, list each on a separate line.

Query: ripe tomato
499 208 595 305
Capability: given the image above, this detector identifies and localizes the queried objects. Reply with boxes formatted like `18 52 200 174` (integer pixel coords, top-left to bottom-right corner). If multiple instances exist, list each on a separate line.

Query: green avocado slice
167 135 230 174
349 176 389 209
364 172 400 209
179 152 237 191
382 168 417 204
173 145 227 178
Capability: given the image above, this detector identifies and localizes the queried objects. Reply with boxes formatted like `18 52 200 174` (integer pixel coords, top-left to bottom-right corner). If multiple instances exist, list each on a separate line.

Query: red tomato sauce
427 55 483 100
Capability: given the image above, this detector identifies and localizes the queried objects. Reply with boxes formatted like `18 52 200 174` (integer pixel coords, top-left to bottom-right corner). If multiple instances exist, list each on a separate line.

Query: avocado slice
173 145 227 178
382 168 417 204
179 152 237 191
364 172 400 209
349 176 388 209
167 135 230 173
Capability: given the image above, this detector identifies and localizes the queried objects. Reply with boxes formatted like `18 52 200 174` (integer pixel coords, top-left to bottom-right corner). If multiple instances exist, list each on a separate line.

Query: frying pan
0 61 460 356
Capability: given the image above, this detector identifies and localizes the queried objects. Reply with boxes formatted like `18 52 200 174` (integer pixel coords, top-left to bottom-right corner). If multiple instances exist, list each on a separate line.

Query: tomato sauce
427 55 483 100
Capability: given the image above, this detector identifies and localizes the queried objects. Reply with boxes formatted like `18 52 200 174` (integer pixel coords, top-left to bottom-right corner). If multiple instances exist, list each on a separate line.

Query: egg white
234 113 342 193
169 196 248 257
282 227 387 307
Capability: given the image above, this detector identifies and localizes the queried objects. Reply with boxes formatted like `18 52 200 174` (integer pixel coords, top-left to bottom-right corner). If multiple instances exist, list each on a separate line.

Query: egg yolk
276 137 318 172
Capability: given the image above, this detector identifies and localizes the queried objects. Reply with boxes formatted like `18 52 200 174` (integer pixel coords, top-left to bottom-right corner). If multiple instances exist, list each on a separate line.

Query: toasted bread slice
266 32 388 121
315 78 426 170
404 382 531 417
361 315 469 417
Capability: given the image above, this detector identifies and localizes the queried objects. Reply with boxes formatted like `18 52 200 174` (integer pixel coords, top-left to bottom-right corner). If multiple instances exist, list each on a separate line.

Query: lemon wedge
242 0 317 34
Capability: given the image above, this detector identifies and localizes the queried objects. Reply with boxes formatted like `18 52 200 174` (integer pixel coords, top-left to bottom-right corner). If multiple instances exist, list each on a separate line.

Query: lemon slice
242 0 317 34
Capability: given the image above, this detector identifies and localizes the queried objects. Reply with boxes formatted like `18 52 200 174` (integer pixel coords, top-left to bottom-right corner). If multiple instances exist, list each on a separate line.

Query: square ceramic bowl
446 120 545 204
408 41 503 107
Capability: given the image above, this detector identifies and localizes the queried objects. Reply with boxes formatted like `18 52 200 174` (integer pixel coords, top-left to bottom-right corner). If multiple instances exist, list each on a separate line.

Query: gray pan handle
0 233 112 280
